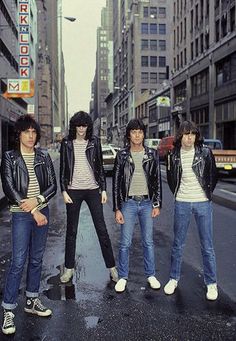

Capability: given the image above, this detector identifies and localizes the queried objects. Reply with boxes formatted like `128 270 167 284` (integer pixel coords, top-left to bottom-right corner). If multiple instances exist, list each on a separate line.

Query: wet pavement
0 159 236 340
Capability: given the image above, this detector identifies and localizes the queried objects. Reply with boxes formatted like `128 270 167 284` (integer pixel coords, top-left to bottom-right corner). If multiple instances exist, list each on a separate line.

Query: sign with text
18 0 30 79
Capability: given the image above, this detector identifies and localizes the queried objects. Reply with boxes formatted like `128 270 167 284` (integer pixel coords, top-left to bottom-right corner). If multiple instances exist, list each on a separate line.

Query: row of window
141 56 166 67
141 72 167 84
141 39 166 51
143 6 166 18
141 23 166 35
174 52 236 103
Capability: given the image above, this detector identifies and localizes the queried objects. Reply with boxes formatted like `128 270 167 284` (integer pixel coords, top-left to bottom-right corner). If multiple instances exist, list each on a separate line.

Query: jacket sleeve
152 149 162 208
0 152 24 204
41 152 57 201
97 139 106 192
59 140 67 192
112 151 122 211
208 147 218 192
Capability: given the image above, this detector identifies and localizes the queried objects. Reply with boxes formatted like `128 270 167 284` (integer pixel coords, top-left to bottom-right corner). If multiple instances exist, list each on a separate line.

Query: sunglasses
77 124 88 127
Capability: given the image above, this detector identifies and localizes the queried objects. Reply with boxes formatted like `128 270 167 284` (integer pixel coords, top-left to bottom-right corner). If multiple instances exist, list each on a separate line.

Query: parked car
203 139 223 150
145 138 161 149
158 136 174 162
101 144 118 174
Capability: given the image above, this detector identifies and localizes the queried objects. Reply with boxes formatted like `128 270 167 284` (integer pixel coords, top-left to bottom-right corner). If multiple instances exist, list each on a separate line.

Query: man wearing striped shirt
164 121 218 301
1 115 57 335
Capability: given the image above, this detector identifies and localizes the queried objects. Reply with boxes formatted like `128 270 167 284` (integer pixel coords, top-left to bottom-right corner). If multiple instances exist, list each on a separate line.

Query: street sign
7 79 30 93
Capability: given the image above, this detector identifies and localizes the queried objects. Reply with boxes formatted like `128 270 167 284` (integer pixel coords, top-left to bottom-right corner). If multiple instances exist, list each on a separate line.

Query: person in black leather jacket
163 121 218 301
112 118 162 293
0 115 57 335
59 111 117 284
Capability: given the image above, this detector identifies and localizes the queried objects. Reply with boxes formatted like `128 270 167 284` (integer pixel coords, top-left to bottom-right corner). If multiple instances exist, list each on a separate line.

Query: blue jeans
2 207 49 310
169 201 217 285
118 199 156 279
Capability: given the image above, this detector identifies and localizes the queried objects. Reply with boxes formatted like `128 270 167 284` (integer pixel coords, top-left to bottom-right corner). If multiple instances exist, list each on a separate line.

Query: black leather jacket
113 146 162 211
166 145 218 200
0 148 57 205
60 136 106 192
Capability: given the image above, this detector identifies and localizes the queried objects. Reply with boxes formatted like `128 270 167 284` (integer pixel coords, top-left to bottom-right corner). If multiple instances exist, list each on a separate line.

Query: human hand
62 191 73 204
20 198 38 212
32 210 48 226
152 207 160 218
101 191 107 204
115 210 125 224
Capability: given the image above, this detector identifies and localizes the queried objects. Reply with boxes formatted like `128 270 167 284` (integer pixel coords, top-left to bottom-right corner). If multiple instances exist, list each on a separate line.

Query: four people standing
1 115 57 335
0 115 219 335
112 119 162 292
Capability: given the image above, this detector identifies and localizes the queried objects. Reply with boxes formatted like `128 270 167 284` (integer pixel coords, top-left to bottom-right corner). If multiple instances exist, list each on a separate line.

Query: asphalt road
0 161 236 340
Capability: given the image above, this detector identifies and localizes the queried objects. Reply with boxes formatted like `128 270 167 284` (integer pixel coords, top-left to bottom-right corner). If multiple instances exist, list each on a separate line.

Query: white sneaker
206 283 218 301
2 310 16 335
164 279 178 295
147 276 161 289
115 278 127 293
60 268 74 283
109 267 118 282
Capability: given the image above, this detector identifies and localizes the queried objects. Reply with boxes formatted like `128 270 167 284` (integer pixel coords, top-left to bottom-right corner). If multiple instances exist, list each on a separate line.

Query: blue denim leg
193 201 217 285
169 201 191 281
118 199 155 278
118 200 137 278
138 200 155 277
2 208 49 310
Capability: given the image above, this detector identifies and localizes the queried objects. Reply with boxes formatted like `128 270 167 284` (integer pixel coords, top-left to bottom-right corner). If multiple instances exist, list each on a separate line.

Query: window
159 40 166 51
191 69 209 96
141 39 149 50
174 82 186 104
191 41 194 60
141 56 149 67
159 72 166 81
230 6 235 32
159 56 166 67
150 56 157 67
141 23 148 34
150 72 158 83
221 14 227 37
150 23 157 34
159 7 166 17
216 53 236 87
143 6 148 17
215 20 220 42
141 72 149 83
150 39 157 50
195 38 198 57
159 24 166 34
150 7 157 18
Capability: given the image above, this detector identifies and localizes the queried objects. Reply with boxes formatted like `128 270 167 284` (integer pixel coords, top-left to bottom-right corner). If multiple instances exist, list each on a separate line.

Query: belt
128 195 149 201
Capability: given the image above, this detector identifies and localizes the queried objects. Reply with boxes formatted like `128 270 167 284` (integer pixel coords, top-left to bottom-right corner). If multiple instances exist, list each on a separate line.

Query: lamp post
56 0 76 143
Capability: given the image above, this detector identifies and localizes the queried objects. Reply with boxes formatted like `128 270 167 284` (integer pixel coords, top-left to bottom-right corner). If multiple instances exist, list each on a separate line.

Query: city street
0 158 236 340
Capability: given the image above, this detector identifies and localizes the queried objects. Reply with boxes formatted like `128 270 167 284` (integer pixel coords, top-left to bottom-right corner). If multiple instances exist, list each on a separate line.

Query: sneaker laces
33 298 46 311
3 311 15 328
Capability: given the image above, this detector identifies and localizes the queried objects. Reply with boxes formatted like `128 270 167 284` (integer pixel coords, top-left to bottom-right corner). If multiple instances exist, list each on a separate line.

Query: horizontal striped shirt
68 139 98 190
10 152 47 212
176 147 208 202
129 150 148 196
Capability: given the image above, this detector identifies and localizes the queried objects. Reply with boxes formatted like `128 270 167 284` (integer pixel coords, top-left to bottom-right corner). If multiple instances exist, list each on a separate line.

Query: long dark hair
174 120 203 148
68 111 93 140
14 114 41 149
125 118 146 146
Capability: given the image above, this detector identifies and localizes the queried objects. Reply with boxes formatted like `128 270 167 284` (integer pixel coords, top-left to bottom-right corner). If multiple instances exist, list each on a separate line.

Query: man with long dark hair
1 114 57 335
164 121 218 300
113 118 162 292
60 111 117 283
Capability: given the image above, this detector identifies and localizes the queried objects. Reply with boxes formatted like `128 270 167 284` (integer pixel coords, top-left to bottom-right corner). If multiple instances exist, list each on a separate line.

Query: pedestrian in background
1 114 57 335
60 111 118 283
113 118 162 293
164 120 218 300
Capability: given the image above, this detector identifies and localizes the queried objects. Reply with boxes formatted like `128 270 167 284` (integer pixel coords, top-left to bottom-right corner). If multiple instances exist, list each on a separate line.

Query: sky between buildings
62 0 106 117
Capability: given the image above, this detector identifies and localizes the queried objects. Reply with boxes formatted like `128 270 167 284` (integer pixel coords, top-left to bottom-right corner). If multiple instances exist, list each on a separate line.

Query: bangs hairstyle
174 120 203 148
125 118 146 146
68 111 93 140
14 114 41 148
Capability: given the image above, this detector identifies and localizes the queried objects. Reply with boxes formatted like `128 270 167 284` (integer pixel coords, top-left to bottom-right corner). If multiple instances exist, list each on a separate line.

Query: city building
171 0 236 148
0 0 38 156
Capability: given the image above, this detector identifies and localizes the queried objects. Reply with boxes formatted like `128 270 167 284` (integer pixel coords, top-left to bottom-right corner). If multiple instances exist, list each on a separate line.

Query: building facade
171 0 236 148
